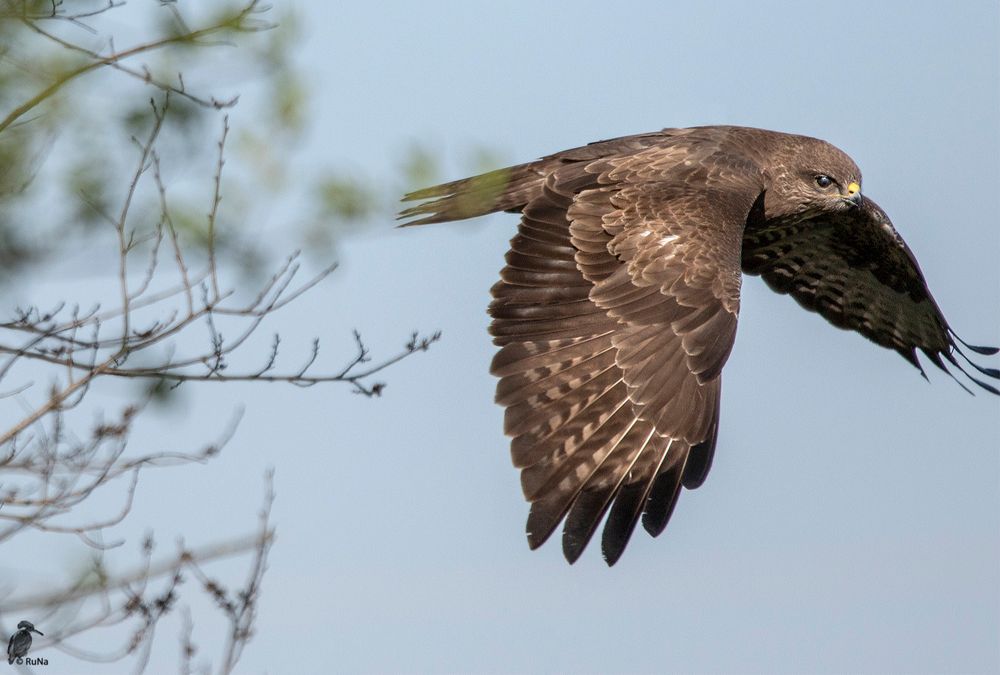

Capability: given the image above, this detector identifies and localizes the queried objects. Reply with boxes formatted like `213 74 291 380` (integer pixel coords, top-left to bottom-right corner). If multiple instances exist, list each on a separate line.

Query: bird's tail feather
398 162 547 226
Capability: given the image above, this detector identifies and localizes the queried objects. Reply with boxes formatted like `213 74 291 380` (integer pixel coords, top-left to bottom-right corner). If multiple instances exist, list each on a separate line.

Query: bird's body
399 125 998 566
7 621 41 664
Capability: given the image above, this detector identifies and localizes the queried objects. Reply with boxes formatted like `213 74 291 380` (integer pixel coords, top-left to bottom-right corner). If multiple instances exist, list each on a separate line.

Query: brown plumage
399 125 999 566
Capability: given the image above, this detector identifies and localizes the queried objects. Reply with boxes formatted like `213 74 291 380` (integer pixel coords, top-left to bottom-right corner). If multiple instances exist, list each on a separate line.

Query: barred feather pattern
399 124 1000 566
487 165 741 564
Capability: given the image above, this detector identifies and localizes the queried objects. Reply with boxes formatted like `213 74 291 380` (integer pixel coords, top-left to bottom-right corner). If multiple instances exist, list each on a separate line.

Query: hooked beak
844 181 862 206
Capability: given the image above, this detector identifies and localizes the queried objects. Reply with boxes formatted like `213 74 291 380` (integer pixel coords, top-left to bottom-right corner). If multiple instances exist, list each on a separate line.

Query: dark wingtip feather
975 379 1000 395
904 336 1000 396
682 440 714 489
600 481 650 566
641 461 686 538
900 347 929 381
957 353 1000 380
947 353 1000 395
526 500 565 552
682 405 719 489
562 489 614 564
950 337 1000 380
924 346 999 396
939 331 999 395
922 348 975 395
951 331 999 356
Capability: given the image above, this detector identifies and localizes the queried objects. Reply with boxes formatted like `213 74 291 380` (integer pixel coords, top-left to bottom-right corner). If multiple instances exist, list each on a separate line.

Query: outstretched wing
741 195 999 392
489 146 760 564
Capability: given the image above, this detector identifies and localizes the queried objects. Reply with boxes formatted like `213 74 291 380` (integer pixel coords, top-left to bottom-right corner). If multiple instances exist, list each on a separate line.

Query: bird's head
15 621 42 635
763 136 863 219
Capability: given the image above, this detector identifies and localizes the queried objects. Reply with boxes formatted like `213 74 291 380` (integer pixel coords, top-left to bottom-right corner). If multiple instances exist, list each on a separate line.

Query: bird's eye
814 175 834 189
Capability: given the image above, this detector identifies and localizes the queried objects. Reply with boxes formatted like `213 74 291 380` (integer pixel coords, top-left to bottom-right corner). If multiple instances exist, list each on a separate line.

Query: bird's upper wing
741 195 999 392
490 145 761 564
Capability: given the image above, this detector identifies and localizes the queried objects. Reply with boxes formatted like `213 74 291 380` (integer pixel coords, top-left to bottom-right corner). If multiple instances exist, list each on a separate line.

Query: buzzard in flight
399 126 998 565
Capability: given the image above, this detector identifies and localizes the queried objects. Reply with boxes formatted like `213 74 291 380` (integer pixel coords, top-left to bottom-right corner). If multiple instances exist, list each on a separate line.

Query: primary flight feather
399 125 998 566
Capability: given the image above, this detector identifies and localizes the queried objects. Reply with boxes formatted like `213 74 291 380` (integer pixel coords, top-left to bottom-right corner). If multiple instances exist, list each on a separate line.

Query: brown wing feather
742 195 999 393
486 144 760 564
398 131 680 226
398 124 998 568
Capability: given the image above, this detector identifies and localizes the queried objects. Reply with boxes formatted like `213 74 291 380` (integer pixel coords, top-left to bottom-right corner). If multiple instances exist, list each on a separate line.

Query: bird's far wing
741 195 999 393
491 147 758 564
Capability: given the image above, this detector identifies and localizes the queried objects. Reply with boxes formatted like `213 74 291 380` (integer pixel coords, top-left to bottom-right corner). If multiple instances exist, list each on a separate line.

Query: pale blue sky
6 1 1000 673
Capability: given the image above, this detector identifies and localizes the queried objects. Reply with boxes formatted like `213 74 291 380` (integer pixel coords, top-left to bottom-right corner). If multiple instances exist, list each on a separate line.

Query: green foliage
318 174 378 222
0 0 501 287
399 143 441 190
0 2 291 281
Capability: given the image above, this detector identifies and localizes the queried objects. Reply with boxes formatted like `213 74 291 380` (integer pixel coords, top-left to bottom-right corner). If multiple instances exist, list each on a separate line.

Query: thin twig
1 1 265 133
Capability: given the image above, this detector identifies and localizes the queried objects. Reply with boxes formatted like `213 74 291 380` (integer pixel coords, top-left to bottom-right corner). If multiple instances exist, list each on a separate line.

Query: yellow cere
847 181 860 195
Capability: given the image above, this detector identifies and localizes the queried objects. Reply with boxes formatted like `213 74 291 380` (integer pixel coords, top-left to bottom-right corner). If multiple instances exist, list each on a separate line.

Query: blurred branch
3 527 270 613
0 0 272 133
0 96 439 551
0 2 441 671
0 99 439 414
1 474 274 674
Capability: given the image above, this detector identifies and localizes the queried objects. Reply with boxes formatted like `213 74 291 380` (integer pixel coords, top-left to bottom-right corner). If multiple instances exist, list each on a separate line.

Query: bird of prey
399 125 998 566
7 620 42 664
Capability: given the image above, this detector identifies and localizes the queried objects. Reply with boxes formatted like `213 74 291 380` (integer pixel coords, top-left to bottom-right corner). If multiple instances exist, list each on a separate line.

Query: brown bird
399 125 998 566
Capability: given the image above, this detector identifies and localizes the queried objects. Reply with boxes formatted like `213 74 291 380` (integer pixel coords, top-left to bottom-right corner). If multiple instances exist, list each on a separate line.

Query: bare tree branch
0 2 440 671
0 0 273 133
